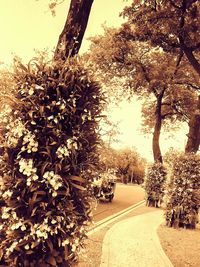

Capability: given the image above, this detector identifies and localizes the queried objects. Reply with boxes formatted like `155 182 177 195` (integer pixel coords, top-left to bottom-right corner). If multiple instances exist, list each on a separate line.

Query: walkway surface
100 210 174 267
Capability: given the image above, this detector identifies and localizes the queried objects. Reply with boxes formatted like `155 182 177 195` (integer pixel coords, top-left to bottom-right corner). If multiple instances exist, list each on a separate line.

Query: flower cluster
20 83 44 96
56 144 70 159
1 190 13 199
66 137 78 150
56 138 78 159
43 171 62 197
21 132 38 153
1 207 16 220
5 118 26 147
0 104 12 125
18 157 38 186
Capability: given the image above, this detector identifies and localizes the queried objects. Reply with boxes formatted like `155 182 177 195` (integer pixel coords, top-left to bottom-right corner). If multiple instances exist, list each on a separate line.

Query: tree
121 0 200 74
185 95 200 152
54 0 94 60
120 0 200 153
86 27 199 162
98 145 146 184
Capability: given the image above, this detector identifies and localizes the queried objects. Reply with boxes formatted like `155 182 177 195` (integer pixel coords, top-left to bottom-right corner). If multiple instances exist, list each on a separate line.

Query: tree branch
175 81 200 91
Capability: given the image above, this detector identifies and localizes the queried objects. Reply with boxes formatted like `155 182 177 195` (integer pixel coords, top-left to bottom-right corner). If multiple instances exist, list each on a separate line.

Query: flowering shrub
144 162 167 207
0 58 105 266
165 153 200 229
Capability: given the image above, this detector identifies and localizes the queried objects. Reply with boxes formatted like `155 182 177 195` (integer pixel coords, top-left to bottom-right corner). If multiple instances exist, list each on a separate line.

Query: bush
0 58 105 266
165 153 200 229
144 162 167 207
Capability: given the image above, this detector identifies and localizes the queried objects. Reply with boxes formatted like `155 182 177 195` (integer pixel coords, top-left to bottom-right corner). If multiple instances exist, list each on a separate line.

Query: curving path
100 210 174 267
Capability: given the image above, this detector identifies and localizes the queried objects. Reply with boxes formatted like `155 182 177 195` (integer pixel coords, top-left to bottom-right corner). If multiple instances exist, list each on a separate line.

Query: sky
0 0 188 161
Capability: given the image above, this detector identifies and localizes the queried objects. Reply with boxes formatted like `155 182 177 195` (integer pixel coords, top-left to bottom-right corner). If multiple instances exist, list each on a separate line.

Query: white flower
51 219 57 224
62 239 69 246
48 115 54 120
43 171 62 196
52 191 57 197
2 190 13 198
24 244 30 250
11 221 22 230
22 132 38 153
2 212 9 219
66 138 78 150
71 244 76 252
35 84 44 90
56 144 70 159
28 88 34 95
54 118 58 124
6 119 26 147
19 158 34 176
7 241 18 254
32 174 38 181
27 178 31 186
21 225 26 231
60 103 65 110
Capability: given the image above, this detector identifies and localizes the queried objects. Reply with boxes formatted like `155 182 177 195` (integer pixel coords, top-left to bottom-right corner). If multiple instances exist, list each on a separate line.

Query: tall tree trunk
152 89 165 163
185 95 200 153
54 0 94 60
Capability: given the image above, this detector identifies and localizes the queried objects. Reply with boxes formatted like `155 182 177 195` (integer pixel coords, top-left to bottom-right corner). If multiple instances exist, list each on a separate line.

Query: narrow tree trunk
153 114 162 163
182 48 200 76
54 0 94 60
185 95 200 153
152 90 165 163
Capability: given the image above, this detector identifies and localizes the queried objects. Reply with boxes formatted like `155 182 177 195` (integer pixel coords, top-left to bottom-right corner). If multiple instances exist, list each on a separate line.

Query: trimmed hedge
144 162 167 207
0 58 105 266
165 153 200 229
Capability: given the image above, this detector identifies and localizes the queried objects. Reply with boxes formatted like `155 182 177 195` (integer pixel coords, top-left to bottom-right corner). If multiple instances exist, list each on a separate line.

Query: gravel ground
74 205 156 267
157 223 200 267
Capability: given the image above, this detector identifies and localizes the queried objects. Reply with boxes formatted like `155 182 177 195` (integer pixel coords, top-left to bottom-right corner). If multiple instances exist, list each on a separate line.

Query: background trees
121 0 200 74
86 26 199 162
120 0 200 153
98 144 146 184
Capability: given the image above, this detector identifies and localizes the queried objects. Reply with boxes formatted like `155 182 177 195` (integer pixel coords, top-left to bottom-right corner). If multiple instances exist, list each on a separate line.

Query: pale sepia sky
0 0 188 161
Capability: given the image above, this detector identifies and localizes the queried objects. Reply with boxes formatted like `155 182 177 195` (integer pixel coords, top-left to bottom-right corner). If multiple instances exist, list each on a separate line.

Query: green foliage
144 162 167 207
165 153 200 229
0 57 105 266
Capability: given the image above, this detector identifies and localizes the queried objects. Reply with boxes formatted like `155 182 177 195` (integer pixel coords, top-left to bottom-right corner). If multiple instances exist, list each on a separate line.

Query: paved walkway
100 210 174 267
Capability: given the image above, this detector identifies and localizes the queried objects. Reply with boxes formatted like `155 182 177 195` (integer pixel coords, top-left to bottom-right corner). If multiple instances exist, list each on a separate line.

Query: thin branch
161 112 177 119
174 81 200 91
